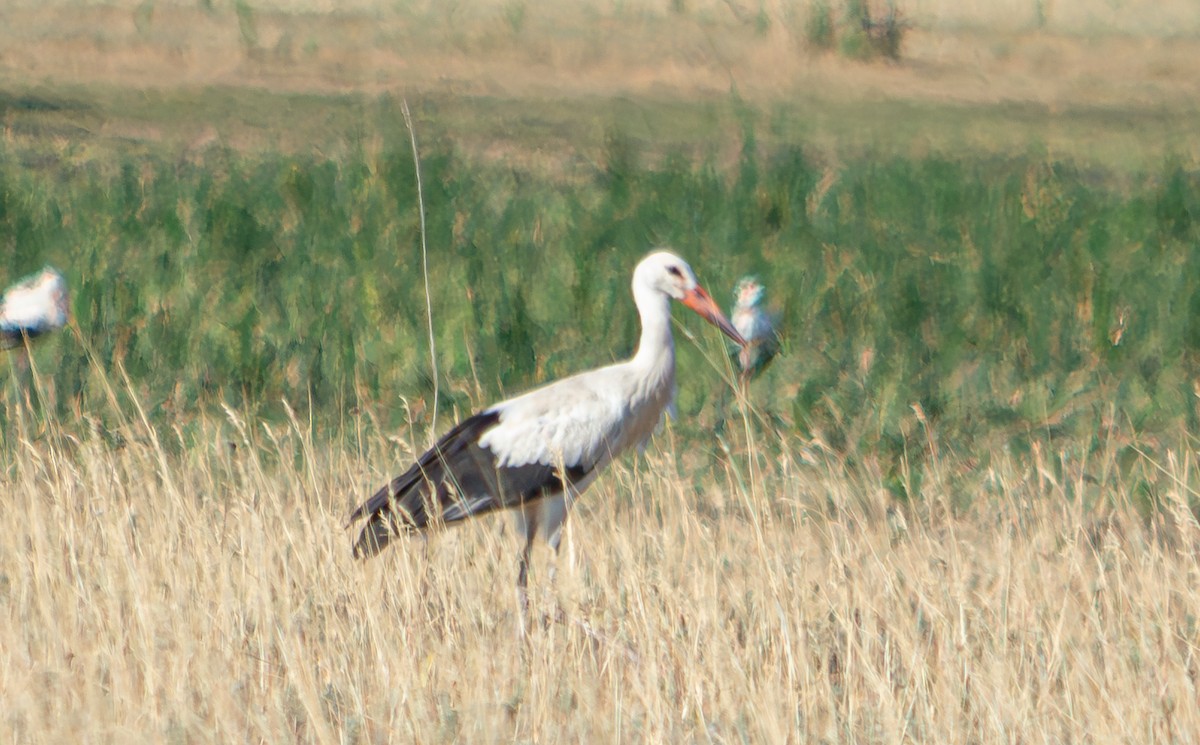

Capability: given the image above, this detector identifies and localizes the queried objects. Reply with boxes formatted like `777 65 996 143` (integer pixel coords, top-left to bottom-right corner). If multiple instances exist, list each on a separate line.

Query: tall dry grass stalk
399 96 440 440
2 387 1198 743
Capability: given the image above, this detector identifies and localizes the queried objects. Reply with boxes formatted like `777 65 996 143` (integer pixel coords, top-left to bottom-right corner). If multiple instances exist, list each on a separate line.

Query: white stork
347 250 747 607
731 275 779 386
1 267 70 350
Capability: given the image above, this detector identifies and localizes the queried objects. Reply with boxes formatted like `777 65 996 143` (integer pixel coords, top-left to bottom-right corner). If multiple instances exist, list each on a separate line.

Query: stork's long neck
630 282 676 386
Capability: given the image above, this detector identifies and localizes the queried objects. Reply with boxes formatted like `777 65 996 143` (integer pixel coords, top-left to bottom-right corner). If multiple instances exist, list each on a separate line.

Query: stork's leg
517 536 533 611
514 506 538 639
544 491 576 628
546 527 563 587
543 490 574 588
544 527 567 627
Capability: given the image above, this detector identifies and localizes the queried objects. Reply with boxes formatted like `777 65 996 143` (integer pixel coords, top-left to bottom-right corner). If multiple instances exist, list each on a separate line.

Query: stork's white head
734 275 765 310
634 250 700 301
633 250 748 347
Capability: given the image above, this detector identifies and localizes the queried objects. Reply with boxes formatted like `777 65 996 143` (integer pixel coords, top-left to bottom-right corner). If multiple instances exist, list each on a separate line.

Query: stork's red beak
681 285 748 347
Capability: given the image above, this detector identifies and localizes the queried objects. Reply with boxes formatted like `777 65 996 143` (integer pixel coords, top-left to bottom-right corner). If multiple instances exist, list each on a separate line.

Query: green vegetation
805 1 836 51
2 95 1198 497
803 0 906 60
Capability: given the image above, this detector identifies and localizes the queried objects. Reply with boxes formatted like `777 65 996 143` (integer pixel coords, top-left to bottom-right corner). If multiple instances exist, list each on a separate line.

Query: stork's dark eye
667 266 683 278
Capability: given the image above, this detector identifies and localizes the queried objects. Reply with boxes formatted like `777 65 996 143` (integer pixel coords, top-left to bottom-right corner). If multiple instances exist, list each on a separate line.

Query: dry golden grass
3 392 1199 742
4 0 1200 107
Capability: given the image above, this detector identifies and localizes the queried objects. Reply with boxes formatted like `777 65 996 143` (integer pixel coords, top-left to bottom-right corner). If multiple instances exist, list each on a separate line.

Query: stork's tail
348 483 433 559
347 411 502 559
351 517 396 559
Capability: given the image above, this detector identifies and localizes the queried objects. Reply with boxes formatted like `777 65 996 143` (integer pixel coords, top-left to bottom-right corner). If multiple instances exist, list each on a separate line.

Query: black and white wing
347 369 632 558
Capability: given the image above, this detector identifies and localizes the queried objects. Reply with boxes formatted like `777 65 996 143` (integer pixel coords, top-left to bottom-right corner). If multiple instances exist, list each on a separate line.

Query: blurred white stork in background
1 266 70 352
347 250 747 615
731 275 779 387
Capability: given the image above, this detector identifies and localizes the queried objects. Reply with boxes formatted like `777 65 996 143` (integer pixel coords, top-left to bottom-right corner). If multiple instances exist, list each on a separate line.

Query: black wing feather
348 410 591 558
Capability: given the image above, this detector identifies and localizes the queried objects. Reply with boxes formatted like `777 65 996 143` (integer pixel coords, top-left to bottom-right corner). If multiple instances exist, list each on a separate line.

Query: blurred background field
3 0 1200 741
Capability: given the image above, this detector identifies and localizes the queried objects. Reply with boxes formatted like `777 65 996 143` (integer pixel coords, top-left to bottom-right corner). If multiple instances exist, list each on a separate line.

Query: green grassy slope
3 98 1198 478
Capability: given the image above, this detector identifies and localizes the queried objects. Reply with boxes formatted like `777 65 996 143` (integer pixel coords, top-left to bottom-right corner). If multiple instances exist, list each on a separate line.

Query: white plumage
347 250 747 606
1 267 70 349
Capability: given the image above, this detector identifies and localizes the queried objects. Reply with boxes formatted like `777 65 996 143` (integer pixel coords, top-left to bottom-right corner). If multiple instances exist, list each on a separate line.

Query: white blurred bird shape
731 275 779 387
1 267 70 350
